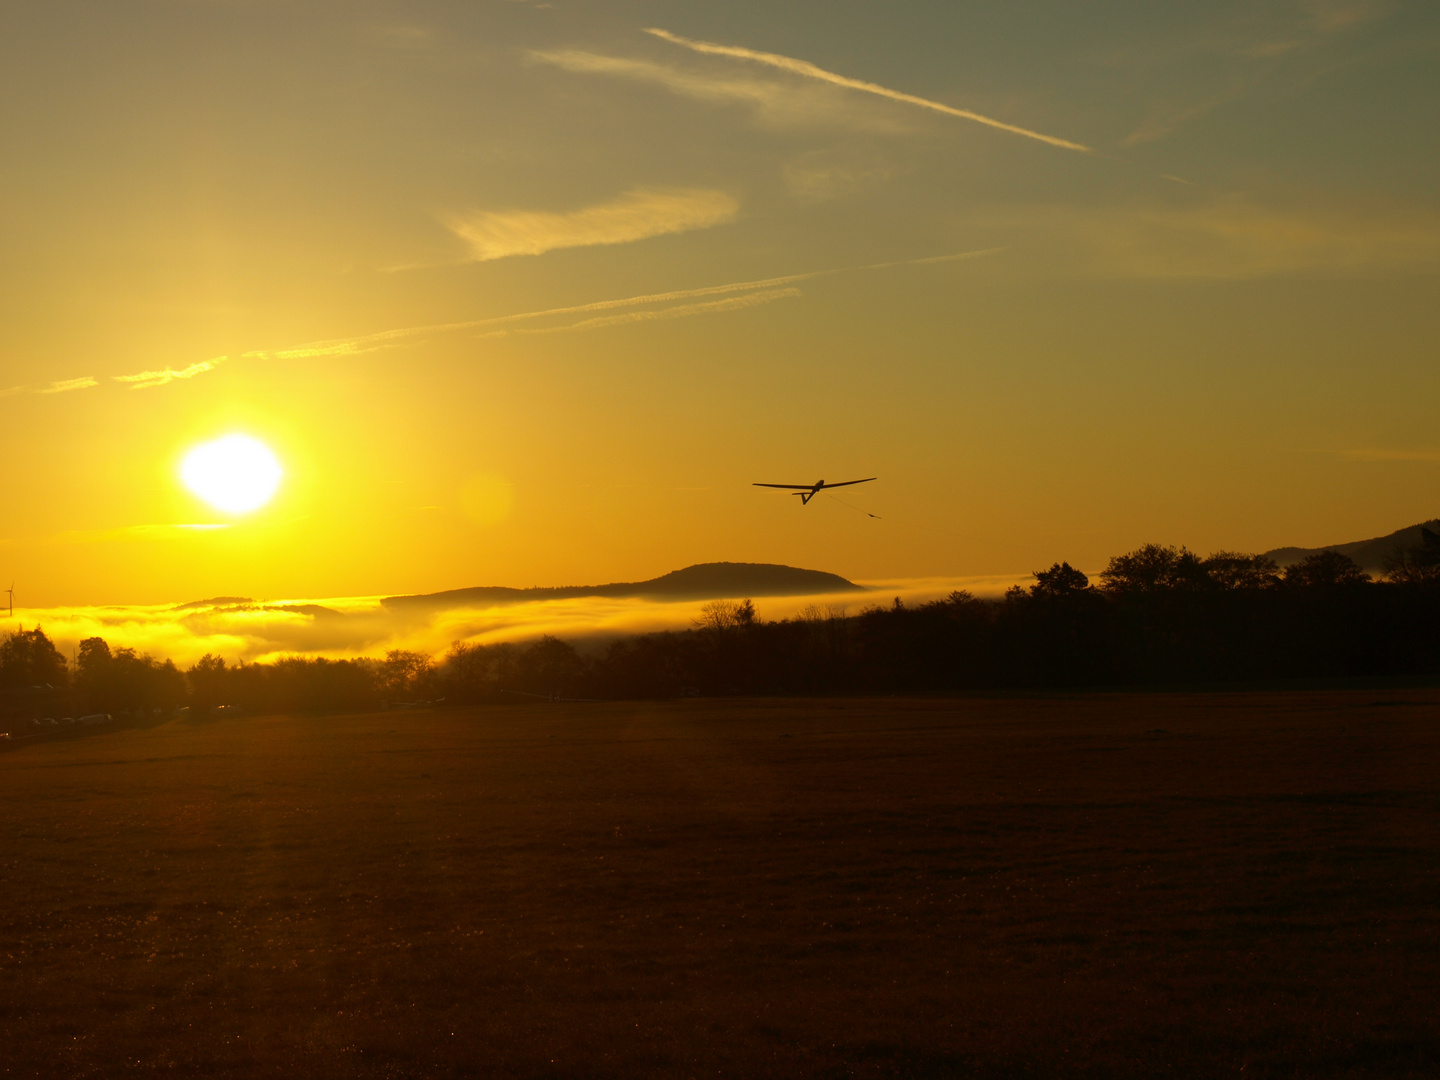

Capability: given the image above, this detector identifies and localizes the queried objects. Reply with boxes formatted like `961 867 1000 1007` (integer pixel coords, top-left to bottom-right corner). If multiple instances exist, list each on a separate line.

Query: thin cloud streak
101 248 998 388
2 377 100 397
1 522 233 549
1338 447 1440 462
38 377 98 394
643 28 1092 153
258 249 996 352
516 287 802 334
1002 196 1440 278
242 273 822 358
899 248 1006 266
114 357 227 390
531 48 782 106
448 188 738 262
529 49 903 131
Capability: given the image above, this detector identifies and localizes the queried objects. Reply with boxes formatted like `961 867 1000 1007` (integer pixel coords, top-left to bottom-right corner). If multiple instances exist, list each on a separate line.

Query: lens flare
180 435 283 514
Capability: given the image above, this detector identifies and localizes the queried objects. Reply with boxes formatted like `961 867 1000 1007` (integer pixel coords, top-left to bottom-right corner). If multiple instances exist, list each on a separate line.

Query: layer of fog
15 576 1028 667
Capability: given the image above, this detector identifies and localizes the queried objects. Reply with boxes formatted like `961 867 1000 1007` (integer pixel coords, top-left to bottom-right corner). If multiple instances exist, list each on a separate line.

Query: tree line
3 535 1439 722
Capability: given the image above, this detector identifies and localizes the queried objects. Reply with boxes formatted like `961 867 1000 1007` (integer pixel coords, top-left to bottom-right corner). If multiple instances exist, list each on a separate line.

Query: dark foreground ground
2 691 1437 1079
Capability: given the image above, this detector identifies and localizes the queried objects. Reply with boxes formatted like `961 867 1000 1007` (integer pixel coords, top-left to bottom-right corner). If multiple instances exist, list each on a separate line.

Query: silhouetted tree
111 648 185 713
441 641 503 702
1385 526 1440 585
693 598 756 633
378 650 433 700
75 637 113 704
187 654 229 711
1030 562 1091 598
0 627 68 688
1099 544 1210 593
1201 551 1281 590
512 636 585 696
228 656 378 713
1282 551 1370 588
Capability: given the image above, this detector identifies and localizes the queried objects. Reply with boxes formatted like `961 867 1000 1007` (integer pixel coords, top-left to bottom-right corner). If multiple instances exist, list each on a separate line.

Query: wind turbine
4 583 12 618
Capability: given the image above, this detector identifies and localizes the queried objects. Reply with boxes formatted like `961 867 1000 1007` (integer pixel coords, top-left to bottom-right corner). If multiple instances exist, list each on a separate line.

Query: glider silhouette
752 477 876 505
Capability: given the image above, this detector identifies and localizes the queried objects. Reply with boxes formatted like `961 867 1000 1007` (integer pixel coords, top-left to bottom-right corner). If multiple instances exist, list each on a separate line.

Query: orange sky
3 1 1438 608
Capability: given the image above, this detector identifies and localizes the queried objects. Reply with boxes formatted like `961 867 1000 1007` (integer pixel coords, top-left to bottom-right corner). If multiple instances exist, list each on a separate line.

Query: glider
752 477 876 505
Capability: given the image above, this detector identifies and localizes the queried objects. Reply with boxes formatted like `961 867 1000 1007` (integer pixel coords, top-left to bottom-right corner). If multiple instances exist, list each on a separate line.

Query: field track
2 691 1438 1078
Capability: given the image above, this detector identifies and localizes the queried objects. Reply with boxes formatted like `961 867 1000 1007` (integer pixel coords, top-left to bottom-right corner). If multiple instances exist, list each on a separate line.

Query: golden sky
4 0 1439 607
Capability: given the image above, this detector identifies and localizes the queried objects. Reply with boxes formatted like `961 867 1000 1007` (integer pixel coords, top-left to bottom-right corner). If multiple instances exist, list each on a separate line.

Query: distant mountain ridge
1265 518 1440 572
172 596 254 611
382 562 864 610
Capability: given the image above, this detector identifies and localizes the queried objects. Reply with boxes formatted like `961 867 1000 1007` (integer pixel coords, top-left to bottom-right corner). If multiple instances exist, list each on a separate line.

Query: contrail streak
235 273 834 363
516 287 802 334
107 247 1001 387
644 28 1091 153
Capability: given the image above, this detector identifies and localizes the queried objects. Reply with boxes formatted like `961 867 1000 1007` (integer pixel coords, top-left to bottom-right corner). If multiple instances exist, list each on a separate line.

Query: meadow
2 691 1437 1078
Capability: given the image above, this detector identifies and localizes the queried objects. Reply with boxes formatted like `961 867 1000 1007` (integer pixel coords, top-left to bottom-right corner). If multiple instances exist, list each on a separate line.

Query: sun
180 435 283 514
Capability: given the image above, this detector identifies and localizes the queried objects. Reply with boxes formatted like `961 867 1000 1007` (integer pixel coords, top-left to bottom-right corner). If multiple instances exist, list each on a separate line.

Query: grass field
2 691 1437 1078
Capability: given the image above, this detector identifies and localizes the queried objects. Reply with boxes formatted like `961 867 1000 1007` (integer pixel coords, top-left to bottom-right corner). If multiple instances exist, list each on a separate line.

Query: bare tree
693 598 757 633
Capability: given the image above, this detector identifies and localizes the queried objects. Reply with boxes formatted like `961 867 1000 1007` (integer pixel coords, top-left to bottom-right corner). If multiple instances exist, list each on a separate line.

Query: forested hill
381 562 864 610
1267 519 1440 572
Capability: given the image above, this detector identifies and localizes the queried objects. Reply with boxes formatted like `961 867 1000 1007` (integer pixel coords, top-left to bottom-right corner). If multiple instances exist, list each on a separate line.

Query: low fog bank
15 575 1028 667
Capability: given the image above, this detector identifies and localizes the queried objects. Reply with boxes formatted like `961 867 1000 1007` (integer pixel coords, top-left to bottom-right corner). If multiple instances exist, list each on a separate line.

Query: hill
1265 518 1440 572
381 561 865 610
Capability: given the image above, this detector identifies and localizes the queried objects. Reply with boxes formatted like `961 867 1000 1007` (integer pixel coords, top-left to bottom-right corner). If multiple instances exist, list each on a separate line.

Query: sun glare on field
180 435 283 514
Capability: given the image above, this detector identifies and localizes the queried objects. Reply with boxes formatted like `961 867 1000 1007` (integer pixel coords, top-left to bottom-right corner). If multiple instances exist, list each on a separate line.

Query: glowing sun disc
180 435 283 514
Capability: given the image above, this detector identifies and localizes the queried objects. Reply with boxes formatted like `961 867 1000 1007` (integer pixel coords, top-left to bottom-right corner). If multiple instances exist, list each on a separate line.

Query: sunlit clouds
37 377 98 394
529 49 904 131
533 30 1094 147
3 377 98 397
642 28 1093 152
114 357 227 390
447 188 739 262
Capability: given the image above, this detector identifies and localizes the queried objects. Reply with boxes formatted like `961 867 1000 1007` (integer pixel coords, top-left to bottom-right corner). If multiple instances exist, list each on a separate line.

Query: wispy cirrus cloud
529 49 904 131
2 376 99 397
516 287 802 334
114 356 227 390
1120 80 1254 147
1304 0 1391 33
995 195 1440 279
1336 447 1440 462
38 377 98 394
93 248 996 391
1113 0 1397 146
783 145 902 204
229 248 997 353
641 28 1092 153
448 187 738 262
236 271 823 361
0 522 232 550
